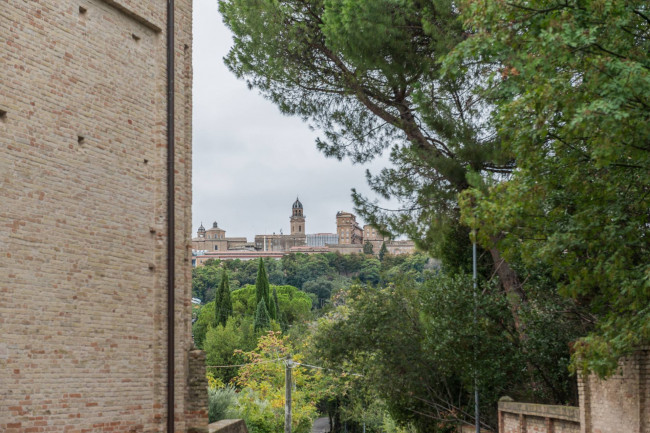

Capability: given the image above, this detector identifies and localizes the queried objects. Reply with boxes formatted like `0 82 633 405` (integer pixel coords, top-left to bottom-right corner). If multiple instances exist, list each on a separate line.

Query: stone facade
290 197 306 235
336 211 364 245
1 1 205 432
253 198 307 252
192 222 250 252
194 204 415 261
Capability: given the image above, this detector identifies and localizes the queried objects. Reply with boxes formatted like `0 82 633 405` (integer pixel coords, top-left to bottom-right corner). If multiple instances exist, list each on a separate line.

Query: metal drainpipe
166 0 176 432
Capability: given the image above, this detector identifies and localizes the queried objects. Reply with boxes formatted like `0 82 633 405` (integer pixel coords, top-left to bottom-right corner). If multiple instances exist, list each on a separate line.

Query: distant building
193 250 285 266
363 224 388 252
306 233 339 247
290 196 306 235
192 221 251 252
192 199 416 266
254 197 307 252
336 211 364 245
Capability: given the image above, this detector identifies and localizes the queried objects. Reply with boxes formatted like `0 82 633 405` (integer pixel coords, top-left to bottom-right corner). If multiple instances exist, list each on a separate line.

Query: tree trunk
488 245 526 338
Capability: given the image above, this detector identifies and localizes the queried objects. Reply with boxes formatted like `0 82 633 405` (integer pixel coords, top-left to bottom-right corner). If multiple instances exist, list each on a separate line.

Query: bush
208 386 239 423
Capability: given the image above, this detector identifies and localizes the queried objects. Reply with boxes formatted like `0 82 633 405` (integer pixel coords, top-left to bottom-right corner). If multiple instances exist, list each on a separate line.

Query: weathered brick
1 0 206 432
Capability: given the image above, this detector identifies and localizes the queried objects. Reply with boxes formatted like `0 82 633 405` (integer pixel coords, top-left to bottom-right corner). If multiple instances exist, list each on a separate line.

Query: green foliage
208 386 239 423
301 277 336 305
453 0 650 375
218 0 508 253
271 287 279 322
255 258 271 313
378 242 387 262
215 269 232 327
193 302 216 349
363 241 374 255
254 299 271 332
232 284 313 325
358 257 380 285
234 332 319 433
311 276 582 431
204 317 256 383
192 265 221 303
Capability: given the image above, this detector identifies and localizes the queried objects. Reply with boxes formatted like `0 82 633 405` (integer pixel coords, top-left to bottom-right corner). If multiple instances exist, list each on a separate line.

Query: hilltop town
191 198 415 265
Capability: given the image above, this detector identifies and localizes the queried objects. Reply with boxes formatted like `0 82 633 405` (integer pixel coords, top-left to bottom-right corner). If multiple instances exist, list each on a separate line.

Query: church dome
292 197 303 209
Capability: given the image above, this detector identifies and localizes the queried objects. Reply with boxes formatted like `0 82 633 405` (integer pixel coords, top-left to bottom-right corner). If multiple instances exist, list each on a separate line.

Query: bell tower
290 197 306 235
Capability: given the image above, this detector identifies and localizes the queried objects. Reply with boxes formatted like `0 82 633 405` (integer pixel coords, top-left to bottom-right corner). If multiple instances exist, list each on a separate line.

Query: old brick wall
579 348 649 433
187 351 209 433
0 0 202 431
498 400 580 433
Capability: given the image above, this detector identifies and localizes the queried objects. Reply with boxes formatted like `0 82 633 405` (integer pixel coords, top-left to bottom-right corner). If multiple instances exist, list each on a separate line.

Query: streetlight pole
473 233 480 433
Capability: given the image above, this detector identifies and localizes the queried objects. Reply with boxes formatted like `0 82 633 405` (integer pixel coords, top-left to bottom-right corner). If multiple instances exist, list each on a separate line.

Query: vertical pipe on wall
166 0 176 432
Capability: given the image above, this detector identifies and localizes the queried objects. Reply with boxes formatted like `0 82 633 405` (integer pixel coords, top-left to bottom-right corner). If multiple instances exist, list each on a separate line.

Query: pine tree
255 258 270 313
254 299 270 332
215 269 232 328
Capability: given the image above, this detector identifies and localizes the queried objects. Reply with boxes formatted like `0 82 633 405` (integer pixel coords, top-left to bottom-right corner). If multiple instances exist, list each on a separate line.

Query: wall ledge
498 400 579 422
208 419 248 433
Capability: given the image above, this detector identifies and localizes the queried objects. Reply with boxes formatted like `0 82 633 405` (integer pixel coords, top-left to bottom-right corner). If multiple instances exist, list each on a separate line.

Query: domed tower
290 197 306 235
197 222 206 238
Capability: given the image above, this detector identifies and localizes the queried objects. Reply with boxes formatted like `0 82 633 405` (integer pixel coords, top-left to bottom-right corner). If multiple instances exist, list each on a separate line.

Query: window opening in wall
214 246 218 251
0 110 6 122
77 135 85 144
79 6 87 14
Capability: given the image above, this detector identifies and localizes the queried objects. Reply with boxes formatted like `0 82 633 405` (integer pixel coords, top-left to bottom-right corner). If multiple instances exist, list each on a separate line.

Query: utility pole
473 232 480 433
285 355 293 433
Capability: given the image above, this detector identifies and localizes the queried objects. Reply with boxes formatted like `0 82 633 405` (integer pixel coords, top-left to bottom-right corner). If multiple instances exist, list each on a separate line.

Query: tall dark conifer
379 242 388 262
269 287 279 321
255 258 270 313
216 269 232 327
254 299 270 332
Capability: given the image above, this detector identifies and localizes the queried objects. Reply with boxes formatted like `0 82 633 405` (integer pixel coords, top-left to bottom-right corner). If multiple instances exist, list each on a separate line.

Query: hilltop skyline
191 0 393 242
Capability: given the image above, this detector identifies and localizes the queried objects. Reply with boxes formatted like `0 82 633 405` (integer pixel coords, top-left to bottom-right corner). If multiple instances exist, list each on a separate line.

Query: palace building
193 198 415 264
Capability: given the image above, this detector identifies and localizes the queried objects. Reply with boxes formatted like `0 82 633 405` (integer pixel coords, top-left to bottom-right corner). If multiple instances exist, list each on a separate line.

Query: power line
206 359 281 368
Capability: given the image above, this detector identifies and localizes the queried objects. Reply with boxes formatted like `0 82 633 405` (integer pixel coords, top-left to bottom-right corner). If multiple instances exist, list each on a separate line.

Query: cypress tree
255 258 270 312
254 299 270 332
269 287 279 321
379 241 388 262
216 269 231 328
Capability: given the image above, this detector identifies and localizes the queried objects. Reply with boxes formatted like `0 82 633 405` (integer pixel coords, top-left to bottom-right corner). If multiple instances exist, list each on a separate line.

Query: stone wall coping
208 419 249 433
498 401 580 422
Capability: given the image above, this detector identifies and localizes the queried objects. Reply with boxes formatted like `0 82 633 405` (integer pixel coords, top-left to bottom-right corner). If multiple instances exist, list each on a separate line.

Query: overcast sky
191 0 391 242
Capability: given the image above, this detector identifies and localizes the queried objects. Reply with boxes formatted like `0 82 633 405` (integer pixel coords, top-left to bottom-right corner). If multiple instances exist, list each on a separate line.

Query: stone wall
0 0 205 431
498 399 580 433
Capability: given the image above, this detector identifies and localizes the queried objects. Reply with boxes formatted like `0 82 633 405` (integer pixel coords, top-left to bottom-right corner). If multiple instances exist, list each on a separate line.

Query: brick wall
578 347 649 433
498 399 580 433
187 351 209 433
0 0 205 431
